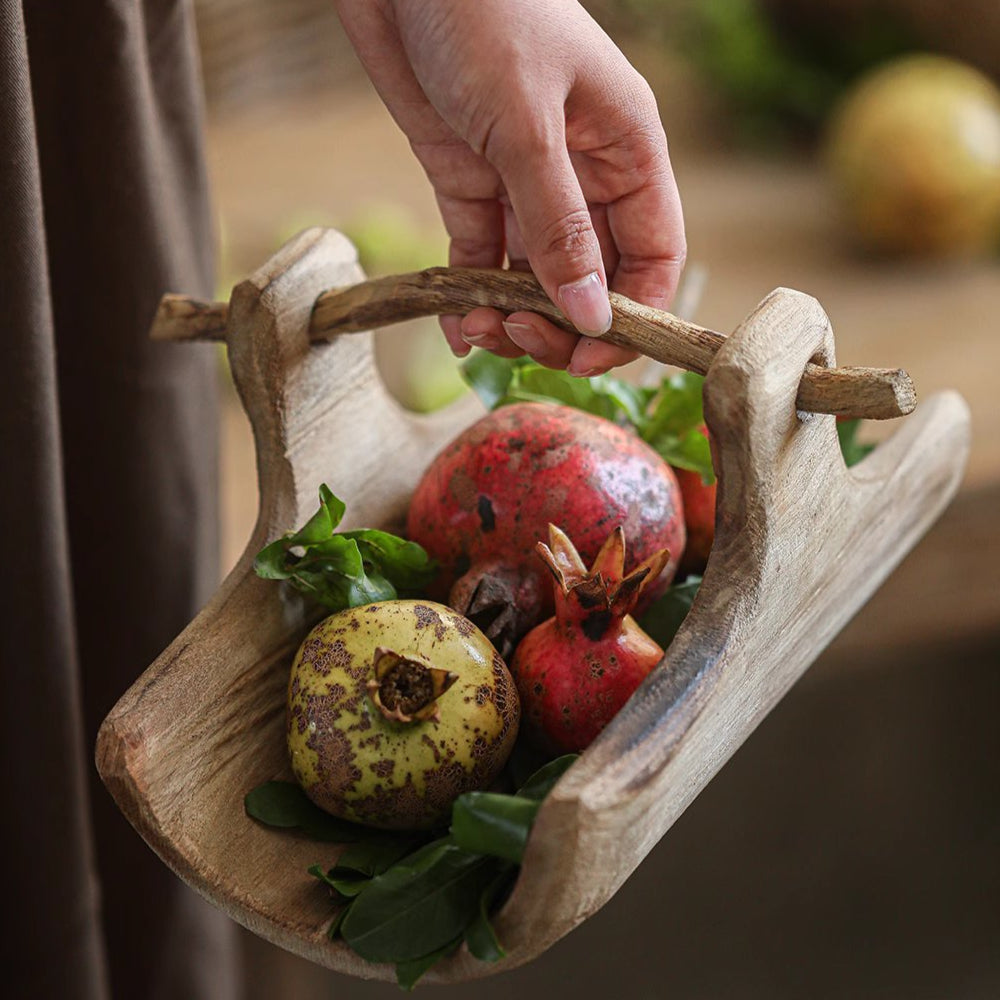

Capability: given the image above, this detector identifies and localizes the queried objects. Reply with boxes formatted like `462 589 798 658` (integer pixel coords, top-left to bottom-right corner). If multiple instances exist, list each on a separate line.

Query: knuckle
483 114 559 169
536 208 597 262
675 239 689 270
628 75 660 120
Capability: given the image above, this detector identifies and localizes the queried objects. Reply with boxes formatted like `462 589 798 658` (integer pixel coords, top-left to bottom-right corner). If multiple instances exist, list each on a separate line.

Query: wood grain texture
97 229 969 984
150 267 916 420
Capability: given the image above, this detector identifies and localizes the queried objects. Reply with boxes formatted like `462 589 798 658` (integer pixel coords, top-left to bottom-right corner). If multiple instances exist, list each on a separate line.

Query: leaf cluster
681 0 920 148
638 575 703 649
461 353 715 484
245 755 578 990
253 484 436 612
462 353 876 486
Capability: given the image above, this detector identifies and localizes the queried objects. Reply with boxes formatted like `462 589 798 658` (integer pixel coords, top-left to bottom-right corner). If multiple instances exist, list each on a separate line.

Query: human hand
335 0 685 375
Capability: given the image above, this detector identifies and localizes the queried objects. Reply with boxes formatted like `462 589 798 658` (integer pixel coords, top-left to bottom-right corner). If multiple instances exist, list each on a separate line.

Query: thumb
493 136 612 336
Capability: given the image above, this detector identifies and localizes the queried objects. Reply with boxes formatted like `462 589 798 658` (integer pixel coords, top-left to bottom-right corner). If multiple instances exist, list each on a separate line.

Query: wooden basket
95 228 970 984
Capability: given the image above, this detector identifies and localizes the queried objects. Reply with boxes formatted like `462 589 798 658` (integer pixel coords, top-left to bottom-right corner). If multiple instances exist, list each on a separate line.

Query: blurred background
191 2 998 997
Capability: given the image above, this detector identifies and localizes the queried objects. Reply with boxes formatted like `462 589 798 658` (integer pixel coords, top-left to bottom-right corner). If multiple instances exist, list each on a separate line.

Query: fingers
459 309 526 358
568 336 638 376
486 124 613 340
487 200 626 371
602 101 687 311
434 189 506 356
499 314 578 369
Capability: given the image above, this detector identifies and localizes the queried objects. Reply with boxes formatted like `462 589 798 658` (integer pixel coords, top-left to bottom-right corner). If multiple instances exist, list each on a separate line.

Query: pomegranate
287 599 519 830
406 402 685 656
675 425 716 576
676 468 715 575
511 524 669 754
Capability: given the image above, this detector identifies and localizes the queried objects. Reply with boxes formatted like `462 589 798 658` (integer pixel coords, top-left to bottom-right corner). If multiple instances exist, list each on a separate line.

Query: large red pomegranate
406 402 685 656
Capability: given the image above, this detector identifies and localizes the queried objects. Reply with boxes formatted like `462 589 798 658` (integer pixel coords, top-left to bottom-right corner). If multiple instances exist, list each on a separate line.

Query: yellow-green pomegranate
286 600 520 830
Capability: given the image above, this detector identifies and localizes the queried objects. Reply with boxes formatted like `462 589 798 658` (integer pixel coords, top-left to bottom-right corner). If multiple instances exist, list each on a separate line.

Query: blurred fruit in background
599 1 1000 155
822 54 1000 256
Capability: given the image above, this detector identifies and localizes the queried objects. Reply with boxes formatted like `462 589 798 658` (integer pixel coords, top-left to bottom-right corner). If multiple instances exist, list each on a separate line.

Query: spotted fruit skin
515 615 663 755
406 402 685 650
286 600 519 830
512 525 668 754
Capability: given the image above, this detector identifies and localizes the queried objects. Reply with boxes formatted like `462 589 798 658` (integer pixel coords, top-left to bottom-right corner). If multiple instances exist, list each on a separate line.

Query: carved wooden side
95 229 481 977
430 288 969 981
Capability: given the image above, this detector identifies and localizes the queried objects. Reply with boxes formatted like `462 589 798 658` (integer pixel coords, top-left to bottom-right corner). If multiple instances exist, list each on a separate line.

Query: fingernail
502 321 546 356
567 363 604 378
462 330 496 348
557 272 612 336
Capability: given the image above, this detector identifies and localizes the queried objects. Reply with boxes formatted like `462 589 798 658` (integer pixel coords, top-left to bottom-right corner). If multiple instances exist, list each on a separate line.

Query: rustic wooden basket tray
95 228 970 984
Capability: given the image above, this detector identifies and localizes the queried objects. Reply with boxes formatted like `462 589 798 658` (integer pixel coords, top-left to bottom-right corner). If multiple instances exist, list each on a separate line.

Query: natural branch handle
151 267 915 420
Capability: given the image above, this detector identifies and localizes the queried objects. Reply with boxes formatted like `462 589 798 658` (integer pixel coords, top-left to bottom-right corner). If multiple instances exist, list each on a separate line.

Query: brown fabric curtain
1 1 240 996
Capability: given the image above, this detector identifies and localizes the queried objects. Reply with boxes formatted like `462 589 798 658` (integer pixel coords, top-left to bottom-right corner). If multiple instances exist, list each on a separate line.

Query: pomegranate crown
535 524 670 622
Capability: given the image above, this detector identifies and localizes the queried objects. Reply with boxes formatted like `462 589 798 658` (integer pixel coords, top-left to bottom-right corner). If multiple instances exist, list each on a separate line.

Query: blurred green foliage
339 203 447 276
591 0 921 147
684 0 919 145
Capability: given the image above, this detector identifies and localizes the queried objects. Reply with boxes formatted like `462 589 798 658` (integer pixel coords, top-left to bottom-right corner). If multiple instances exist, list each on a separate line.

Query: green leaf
506 366 620 420
461 353 654 429
244 781 368 842
308 862 363 900
589 373 654 427
304 484 347 539
340 839 503 963
657 426 715 481
394 938 462 992
507 365 656 428
327 904 351 941
310 836 427 898
450 794 540 863
514 753 579 801
643 371 705 440
837 418 875 467
344 530 436 592
252 485 435 612
638 576 702 649
251 536 297 580
324 836 427 897
332 837 425 878
450 755 578 862
460 351 516 409
463 869 514 963
641 373 715 484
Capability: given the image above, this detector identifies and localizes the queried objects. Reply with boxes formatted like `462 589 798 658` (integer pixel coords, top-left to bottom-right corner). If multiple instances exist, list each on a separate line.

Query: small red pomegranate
675 425 716 576
676 468 715 575
406 402 685 657
511 524 669 754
